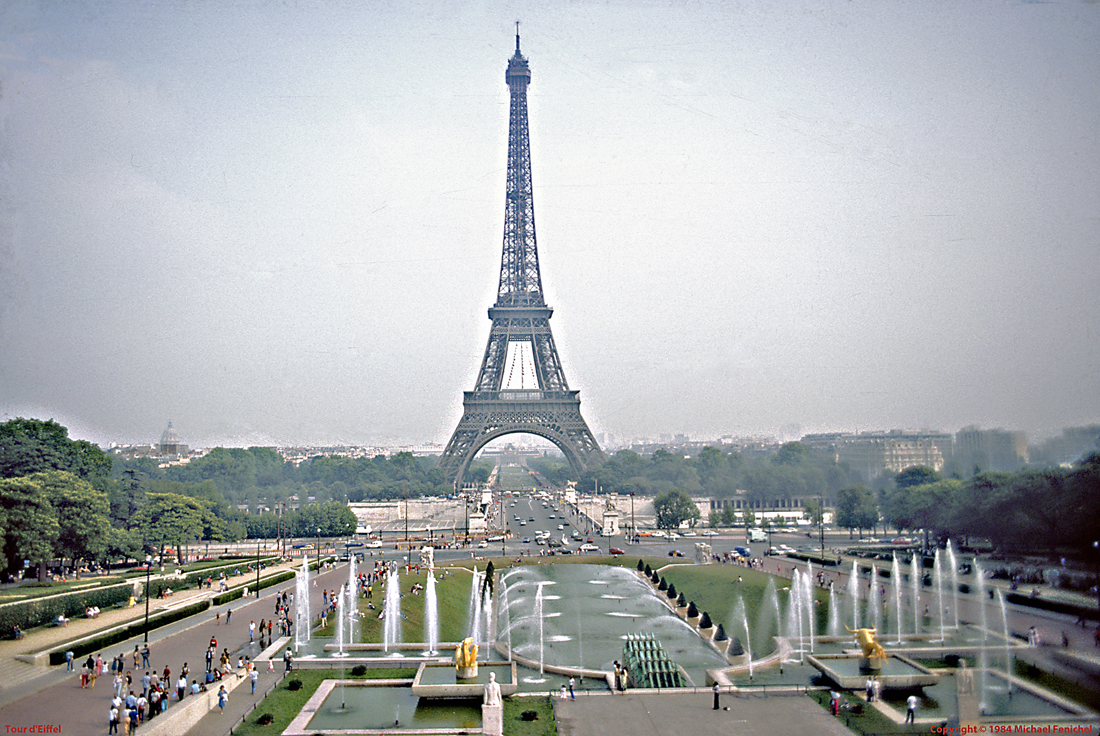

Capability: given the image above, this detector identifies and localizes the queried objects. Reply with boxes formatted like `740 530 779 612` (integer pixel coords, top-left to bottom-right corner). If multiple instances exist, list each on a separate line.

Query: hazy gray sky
1 1 1098 449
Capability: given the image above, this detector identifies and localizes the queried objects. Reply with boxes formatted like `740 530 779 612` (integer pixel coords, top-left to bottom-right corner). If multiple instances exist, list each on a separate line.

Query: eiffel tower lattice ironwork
438 32 604 485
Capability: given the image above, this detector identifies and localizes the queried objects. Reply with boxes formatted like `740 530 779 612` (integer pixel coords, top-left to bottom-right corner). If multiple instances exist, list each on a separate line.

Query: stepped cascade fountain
269 540 1093 734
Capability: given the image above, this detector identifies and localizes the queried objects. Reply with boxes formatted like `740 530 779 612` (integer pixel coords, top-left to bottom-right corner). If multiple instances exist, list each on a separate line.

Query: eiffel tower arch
438 32 604 486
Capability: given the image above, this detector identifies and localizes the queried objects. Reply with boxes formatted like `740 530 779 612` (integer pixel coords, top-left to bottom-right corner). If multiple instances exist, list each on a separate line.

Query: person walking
905 694 918 723
108 705 120 735
65 651 74 671
249 620 255 642
568 676 575 700
250 667 259 694
141 644 150 668
226 608 232 625
217 685 229 713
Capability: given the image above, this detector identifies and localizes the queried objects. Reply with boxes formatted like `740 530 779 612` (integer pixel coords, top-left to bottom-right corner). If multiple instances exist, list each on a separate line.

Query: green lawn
503 695 557 736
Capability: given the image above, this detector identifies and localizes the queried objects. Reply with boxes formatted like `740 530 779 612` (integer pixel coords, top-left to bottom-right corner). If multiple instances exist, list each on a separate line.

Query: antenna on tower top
515 21 521 51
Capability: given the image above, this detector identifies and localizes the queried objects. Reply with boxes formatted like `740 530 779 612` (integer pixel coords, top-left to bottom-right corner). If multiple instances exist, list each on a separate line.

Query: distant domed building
158 421 188 457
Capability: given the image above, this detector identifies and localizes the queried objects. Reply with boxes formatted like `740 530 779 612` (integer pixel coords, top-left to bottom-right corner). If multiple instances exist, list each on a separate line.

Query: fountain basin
285 679 483 735
411 662 517 699
808 653 941 690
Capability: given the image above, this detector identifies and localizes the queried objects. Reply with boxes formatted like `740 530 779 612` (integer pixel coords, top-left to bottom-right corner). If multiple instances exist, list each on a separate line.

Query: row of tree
572 443 861 504
0 419 377 579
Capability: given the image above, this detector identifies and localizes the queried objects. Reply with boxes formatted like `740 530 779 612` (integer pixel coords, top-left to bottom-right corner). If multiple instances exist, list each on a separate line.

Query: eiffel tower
438 31 604 486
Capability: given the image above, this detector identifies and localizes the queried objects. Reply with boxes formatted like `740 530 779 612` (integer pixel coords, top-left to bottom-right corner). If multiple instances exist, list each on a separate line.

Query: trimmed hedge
1005 591 1097 621
212 570 295 606
48 599 210 665
0 583 134 636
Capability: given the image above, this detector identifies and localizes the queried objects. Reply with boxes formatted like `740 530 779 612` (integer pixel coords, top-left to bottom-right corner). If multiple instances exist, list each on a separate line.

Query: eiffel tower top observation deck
437 32 604 485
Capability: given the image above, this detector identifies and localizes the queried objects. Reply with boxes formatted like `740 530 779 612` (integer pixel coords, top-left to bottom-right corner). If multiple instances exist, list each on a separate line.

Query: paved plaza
554 691 855 736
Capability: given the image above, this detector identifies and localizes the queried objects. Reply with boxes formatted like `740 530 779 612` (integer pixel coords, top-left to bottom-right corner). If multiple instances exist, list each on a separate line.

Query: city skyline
2 2 1098 450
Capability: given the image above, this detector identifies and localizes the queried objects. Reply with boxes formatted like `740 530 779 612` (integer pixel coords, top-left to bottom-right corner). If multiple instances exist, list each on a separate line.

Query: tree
0 418 112 480
835 485 877 536
0 476 59 579
802 498 824 527
31 471 111 573
135 493 213 563
653 489 701 530
895 466 941 489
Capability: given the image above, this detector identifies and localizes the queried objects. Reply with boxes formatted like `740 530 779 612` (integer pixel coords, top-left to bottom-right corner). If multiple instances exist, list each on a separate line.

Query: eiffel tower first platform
438 32 605 486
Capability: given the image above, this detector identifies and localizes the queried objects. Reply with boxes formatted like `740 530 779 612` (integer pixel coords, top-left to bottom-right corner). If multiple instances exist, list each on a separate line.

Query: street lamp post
404 498 409 552
819 493 826 556
630 493 635 545
501 495 506 557
143 555 152 643
316 528 321 556
256 536 261 598
1094 541 1099 619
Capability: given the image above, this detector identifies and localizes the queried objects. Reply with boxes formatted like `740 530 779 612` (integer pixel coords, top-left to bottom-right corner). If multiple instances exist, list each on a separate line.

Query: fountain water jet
333 588 349 657
295 555 311 652
934 549 945 642
910 555 921 637
828 584 841 637
976 560 989 711
423 554 439 656
733 596 753 678
848 559 860 630
382 566 402 654
997 589 1013 696
891 554 904 644
870 563 882 634
946 539 960 629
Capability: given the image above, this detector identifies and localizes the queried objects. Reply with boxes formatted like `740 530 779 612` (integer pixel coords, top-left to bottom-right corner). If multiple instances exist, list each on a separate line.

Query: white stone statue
483 671 502 706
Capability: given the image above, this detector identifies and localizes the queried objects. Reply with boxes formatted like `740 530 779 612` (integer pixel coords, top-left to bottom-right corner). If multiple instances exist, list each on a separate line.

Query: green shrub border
0 583 133 636
48 599 211 665
212 570 295 606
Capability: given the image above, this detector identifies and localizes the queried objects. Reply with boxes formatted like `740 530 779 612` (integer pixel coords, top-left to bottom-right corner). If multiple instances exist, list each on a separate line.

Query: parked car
667 549 684 557
609 547 625 556
733 546 752 557
702 530 719 536
578 543 599 553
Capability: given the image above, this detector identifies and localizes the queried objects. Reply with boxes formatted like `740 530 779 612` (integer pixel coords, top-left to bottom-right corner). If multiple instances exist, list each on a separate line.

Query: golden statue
454 637 479 669
845 626 887 661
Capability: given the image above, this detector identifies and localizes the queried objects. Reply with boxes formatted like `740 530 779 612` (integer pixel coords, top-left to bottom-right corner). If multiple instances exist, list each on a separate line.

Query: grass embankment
229 668 417 736
646 559 829 636
316 564 474 644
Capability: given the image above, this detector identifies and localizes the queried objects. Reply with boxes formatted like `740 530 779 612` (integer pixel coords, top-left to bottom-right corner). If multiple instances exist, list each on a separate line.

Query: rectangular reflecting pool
285 680 482 735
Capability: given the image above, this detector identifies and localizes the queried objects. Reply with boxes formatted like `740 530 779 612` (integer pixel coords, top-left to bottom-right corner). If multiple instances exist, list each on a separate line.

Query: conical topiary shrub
714 623 728 641
644 564 652 576
728 637 745 656
687 601 699 618
699 611 713 629
666 583 677 599
651 571 660 584
637 559 645 572
676 592 687 607
658 577 668 591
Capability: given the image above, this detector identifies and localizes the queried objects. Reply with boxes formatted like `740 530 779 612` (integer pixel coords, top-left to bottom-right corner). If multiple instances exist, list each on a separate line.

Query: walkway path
0 560 349 735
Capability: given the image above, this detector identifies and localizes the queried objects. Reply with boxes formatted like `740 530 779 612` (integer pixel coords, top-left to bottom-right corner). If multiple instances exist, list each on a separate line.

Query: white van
747 528 768 543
